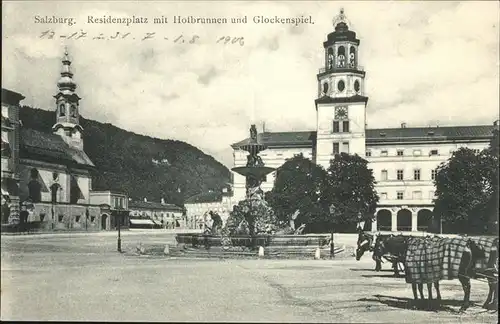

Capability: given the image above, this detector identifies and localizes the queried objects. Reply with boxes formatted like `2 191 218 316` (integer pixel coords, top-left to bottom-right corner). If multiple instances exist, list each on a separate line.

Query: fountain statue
174 124 332 256
225 124 278 244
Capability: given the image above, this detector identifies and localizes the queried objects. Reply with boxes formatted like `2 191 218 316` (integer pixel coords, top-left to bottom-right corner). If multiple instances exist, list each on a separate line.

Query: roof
20 128 95 167
366 125 496 144
1 88 25 106
185 191 225 204
231 131 316 149
128 200 183 211
231 125 496 148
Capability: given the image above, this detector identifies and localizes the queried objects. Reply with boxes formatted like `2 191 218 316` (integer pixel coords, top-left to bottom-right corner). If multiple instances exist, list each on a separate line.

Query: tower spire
52 47 83 150
58 47 76 93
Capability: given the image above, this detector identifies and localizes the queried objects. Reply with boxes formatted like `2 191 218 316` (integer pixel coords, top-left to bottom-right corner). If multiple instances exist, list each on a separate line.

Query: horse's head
466 239 486 263
356 232 373 261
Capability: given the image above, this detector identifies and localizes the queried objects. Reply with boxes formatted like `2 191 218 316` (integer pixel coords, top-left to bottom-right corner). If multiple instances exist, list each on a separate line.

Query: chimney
143 198 147 202
262 121 266 133
161 198 165 204
401 122 406 128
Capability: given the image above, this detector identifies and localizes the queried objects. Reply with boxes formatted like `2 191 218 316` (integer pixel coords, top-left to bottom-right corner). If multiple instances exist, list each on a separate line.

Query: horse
468 236 499 310
374 234 486 312
355 230 402 276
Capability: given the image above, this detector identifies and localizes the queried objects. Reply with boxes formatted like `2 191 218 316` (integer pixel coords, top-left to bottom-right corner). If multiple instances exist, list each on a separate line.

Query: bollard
164 244 170 256
315 247 321 260
137 243 145 255
258 246 265 257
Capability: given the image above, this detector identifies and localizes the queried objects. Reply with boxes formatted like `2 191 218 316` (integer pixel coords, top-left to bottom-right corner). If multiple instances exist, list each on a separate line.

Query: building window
342 121 350 133
381 150 388 157
412 191 422 200
91 216 96 223
413 149 422 156
430 149 439 156
397 170 404 180
40 213 46 222
333 143 340 154
333 121 340 133
381 170 388 181
397 191 404 200
75 215 81 223
431 169 437 180
342 142 350 154
1 105 8 118
366 150 371 157
414 169 421 181
58 215 64 222
28 168 42 203
380 192 387 200
397 150 404 156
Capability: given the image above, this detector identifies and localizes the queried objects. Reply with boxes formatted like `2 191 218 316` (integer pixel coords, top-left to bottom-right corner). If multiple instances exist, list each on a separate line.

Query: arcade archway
397 209 412 231
376 209 392 231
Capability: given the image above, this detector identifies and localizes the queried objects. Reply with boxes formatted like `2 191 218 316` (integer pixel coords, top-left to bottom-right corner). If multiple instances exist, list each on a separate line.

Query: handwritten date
39 30 245 46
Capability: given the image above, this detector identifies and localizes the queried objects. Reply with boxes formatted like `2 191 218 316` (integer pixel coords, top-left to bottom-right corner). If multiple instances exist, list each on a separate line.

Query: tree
322 153 379 232
265 154 329 231
480 128 499 234
434 147 495 234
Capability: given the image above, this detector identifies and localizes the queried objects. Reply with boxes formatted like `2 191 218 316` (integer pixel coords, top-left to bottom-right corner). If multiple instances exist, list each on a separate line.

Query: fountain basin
175 233 330 248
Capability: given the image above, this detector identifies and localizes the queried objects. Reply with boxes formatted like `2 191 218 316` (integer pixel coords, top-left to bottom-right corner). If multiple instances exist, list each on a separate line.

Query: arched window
59 103 66 116
327 48 334 69
70 104 77 118
337 46 346 68
28 168 42 203
349 46 356 68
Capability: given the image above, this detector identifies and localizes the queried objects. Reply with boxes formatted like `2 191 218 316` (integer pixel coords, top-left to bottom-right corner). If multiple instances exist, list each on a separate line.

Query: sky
2 1 499 167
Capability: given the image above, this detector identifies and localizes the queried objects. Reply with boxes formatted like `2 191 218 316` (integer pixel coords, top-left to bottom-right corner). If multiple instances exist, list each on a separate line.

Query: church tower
314 9 368 168
52 48 84 150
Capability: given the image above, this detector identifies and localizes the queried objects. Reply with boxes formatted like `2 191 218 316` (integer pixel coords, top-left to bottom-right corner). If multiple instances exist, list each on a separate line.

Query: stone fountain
174 125 336 258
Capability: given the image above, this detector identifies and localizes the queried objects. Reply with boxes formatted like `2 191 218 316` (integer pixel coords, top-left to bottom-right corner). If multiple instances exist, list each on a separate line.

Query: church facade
1 50 111 231
231 11 498 233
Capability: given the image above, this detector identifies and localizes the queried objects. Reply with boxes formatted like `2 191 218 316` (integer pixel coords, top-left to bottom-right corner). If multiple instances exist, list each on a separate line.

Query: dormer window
379 132 386 137
381 150 388 157
427 131 435 136
430 149 439 156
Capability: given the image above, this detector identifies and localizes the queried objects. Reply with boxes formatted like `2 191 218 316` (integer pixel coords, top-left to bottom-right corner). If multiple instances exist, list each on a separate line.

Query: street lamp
117 207 123 252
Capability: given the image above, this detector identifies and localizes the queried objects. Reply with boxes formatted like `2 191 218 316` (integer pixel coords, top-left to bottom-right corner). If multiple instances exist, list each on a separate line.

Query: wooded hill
20 106 231 206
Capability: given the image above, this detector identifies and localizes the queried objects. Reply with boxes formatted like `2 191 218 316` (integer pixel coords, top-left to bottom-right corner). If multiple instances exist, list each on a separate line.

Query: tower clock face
335 106 348 120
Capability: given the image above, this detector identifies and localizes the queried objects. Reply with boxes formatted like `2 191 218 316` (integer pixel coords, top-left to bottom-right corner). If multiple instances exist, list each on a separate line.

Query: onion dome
57 48 77 92
324 8 360 46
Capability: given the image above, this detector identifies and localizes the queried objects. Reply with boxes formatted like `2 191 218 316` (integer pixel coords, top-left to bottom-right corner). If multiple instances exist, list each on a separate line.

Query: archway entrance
376 209 392 231
397 209 412 231
417 209 433 232
101 214 108 230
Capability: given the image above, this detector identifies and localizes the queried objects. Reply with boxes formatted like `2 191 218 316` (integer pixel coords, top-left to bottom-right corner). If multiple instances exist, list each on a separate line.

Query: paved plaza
1 231 497 323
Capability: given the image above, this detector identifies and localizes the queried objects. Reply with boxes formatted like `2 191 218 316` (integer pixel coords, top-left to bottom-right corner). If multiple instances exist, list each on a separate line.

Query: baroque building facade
1 50 117 231
231 10 498 233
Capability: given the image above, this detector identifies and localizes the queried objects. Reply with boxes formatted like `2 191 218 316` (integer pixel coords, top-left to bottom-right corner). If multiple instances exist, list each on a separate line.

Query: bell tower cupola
314 9 369 168
52 47 84 150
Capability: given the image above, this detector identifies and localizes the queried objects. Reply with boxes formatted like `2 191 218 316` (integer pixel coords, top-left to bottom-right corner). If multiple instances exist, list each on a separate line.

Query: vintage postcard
1 1 499 322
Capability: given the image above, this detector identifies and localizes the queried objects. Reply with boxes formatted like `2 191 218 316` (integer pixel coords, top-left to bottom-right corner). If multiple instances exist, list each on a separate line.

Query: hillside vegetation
20 106 231 206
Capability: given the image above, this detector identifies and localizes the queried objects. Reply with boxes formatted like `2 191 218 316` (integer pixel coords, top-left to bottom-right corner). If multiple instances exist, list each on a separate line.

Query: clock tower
314 9 368 168
52 48 84 150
